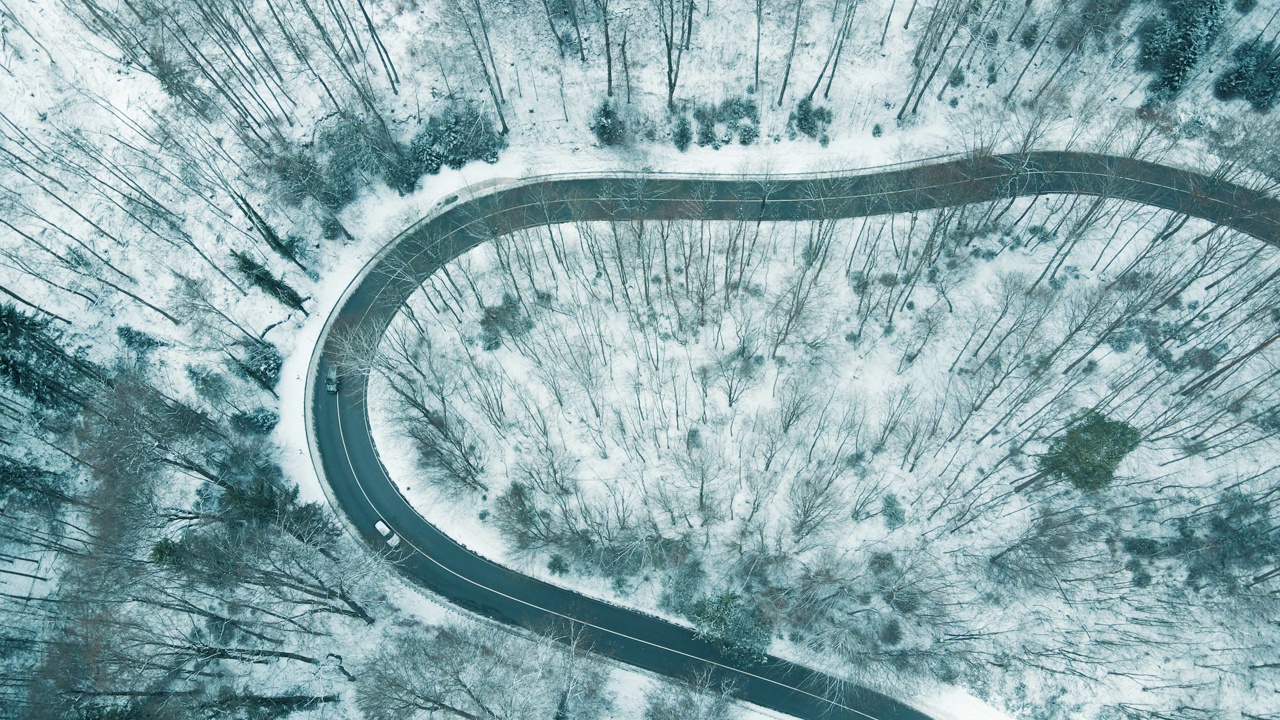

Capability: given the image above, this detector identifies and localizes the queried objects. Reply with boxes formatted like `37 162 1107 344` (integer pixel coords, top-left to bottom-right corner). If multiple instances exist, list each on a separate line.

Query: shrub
548 554 569 575
673 115 693 151
1129 561 1153 587
271 150 356 210
590 101 627 146
1123 536 1163 558
686 428 703 450
718 97 758 125
695 113 717 147
882 493 906 530
690 591 771 662
380 149 422 195
410 101 506 175
658 559 706 615
479 293 533 351
688 96 760 149
787 97 832 142
318 116 391 182
1037 410 1142 490
1116 499 1280 590
271 117 394 209
1171 492 1279 589
879 619 903 646
868 551 896 574
1177 345 1223 372
1019 23 1039 49
1214 41 1280 111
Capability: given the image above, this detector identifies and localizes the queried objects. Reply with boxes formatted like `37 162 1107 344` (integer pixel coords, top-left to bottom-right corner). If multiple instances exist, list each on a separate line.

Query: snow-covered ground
4 0 1279 715
361 171 1280 720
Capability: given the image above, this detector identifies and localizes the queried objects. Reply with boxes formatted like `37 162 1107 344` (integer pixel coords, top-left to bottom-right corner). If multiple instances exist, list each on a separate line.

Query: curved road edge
304 151 1280 720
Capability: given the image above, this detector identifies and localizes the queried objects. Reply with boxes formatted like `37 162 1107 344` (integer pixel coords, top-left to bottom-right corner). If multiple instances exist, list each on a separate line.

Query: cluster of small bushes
479 293 534 351
1121 492 1279 590
787 97 833 145
410 101 507 174
590 101 628 146
272 101 505 211
592 94 764 152
689 591 772 662
595 93 840 152
679 97 760 151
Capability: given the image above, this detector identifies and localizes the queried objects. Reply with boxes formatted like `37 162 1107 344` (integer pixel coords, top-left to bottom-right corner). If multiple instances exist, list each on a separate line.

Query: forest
1 0 1279 717
366 187 1280 719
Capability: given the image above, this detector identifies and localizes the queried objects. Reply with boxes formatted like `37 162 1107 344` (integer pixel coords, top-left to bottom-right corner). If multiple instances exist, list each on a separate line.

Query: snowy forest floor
4 0 1280 716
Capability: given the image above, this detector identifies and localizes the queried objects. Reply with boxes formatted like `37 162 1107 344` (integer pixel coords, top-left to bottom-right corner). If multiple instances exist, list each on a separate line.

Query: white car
373 520 401 548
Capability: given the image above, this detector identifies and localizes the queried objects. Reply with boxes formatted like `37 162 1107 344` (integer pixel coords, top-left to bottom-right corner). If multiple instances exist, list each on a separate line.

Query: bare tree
651 0 697 109
358 622 613 719
444 0 510 133
776 0 806 106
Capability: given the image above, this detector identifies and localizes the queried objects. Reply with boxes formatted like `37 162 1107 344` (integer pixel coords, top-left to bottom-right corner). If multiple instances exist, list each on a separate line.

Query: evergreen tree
1037 411 1142 490
230 408 279 436
673 115 693 151
1139 0 1224 101
0 303 100 410
590 101 627 146
116 326 165 360
232 251 308 315
0 453 69 512
1214 41 1280 111
234 339 284 392
409 101 506 176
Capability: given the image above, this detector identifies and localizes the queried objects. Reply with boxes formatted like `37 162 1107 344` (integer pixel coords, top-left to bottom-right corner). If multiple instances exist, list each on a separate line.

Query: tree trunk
777 0 805 106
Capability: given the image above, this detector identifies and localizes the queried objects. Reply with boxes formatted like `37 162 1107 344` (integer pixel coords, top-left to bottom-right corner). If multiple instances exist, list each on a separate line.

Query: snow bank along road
307 151 1280 720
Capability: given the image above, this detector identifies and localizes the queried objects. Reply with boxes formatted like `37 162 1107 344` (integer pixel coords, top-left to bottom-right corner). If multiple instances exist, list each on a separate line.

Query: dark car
324 367 340 394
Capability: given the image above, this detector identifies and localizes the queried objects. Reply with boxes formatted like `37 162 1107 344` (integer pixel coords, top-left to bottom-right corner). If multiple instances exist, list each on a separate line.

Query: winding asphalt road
306 151 1280 720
